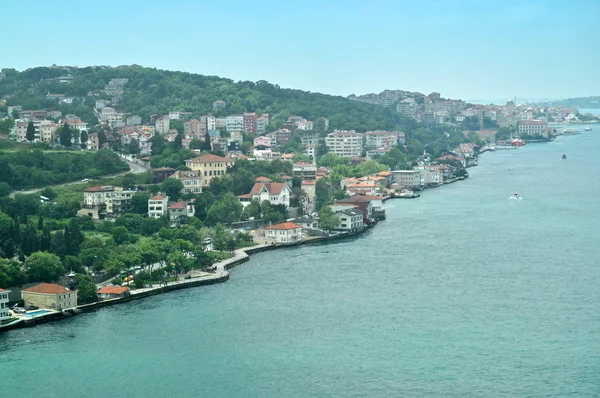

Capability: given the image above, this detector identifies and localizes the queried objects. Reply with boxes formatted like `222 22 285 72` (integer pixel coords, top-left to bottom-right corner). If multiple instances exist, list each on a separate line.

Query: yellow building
184 154 234 187
22 283 78 310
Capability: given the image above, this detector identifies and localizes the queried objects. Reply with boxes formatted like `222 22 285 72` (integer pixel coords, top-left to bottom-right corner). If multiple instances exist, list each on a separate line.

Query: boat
562 154 567 160
510 139 526 147
585 127 592 131
562 129 579 136
510 190 520 200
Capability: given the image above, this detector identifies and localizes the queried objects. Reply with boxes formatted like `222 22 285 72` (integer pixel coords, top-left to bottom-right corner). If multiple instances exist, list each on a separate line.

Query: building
264 222 303 244
152 167 176 183
168 200 196 222
334 208 364 232
169 170 203 194
148 195 169 218
300 131 321 146
293 162 317 181
184 119 207 140
97 286 131 300
325 130 363 157
184 154 235 186
226 114 244 132
267 129 292 145
253 136 272 147
392 170 423 188
87 132 99 150
335 197 374 224
155 116 170 135
519 120 549 138
237 177 291 208
127 115 142 126
243 112 257 134
0 288 10 322
397 98 419 117
79 186 136 219
22 283 77 310
256 114 269 135
365 131 402 148
213 100 227 110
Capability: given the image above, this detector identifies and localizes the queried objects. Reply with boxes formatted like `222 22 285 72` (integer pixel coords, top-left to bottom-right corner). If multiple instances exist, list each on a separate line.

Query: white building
0 288 10 322
392 170 423 188
226 115 244 132
237 177 291 208
155 116 170 135
148 194 169 218
334 208 364 232
364 131 401 148
169 170 203 194
519 120 548 138
168 200 196 222
325 130 363 158
264 222 303 244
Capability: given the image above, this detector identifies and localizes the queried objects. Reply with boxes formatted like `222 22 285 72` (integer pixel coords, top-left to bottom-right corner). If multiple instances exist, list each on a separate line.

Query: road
10 155 149 196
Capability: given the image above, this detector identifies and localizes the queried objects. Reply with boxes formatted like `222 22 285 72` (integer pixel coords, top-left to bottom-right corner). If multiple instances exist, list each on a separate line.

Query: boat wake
509 196 523 200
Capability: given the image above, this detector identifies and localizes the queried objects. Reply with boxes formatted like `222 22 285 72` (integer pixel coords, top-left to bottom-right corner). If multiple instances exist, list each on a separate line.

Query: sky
2 0 599 102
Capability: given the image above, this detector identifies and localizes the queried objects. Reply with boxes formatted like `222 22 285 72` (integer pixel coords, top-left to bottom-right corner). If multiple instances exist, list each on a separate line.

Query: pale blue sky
2 0 599 101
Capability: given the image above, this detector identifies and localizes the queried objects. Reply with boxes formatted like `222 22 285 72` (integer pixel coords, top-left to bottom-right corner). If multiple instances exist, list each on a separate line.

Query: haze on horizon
2 0 598 102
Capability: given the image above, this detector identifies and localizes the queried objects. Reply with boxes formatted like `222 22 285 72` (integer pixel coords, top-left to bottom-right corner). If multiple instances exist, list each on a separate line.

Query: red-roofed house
97 286 131 299
22 283 77 310
264 222 303 244
168 199 196 223
237 177 291 208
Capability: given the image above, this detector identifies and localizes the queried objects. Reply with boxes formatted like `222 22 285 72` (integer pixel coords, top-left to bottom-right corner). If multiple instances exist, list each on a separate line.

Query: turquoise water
1 131 600 397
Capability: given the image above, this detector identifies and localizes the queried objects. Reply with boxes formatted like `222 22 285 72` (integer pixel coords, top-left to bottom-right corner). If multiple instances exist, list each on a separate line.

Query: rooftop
23 283 70 295
186 154 231 163
265 222 302 230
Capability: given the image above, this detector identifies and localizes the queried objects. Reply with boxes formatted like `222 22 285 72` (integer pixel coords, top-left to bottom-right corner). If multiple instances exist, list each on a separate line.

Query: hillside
535 96 600 110
0 65 422 133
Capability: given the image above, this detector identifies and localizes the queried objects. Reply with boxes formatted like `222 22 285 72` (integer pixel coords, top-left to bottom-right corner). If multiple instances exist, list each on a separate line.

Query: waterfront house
22 283 77 310
292 215 319 230
392 170 424 188
0 288 10 322
264 222 303 244
97 286 131 300
333 208 364 232
335 197 374 224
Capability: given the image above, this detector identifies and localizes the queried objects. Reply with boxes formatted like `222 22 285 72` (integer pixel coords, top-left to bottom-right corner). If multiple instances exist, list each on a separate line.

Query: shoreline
0 141 537 334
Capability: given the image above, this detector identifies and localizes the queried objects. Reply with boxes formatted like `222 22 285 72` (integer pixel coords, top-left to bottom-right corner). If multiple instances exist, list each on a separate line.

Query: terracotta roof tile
23 283 70 295
186 154 231 163
150 195 167 201
265 222 302 230
97 286 130 295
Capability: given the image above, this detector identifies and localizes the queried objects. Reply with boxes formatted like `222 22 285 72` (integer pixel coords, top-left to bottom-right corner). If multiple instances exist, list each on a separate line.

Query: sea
1 125 599 397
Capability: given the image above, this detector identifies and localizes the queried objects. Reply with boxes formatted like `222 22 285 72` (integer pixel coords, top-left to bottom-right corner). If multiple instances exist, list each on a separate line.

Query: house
253 136 272 147
127 115 142 126
148 195 169 218
391 170 423 188
22 283 77 310
237 177 291 208
97 286 131 299
184 154 234 186
78 186 136 219
333 208 364 232
346 183 379 197
264 222 303 244
169 170 203 194
0 288 10 322
292 216 319 230
46 93 65 101
87 132 99 150
152 167 176 184
168 200 195 222
59 97 74 104
155 116 170 135
335 197 374 224
267 129 292 145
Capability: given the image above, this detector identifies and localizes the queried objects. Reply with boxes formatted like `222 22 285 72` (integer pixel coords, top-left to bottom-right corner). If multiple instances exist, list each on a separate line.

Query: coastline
0 140 540 334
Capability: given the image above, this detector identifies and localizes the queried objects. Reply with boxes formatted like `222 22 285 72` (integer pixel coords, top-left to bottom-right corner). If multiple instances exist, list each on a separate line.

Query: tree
98 130 107 148
21 223 39 256
0 212 13 246
205 192 243 226
3 238 15 259
59 124 72 147
242 199 262 220
126 138 140 155
161 178 184 201
130 193 150 214
25 251 65 283
75 274 97 303
37 215 44 231
318 206 340 231
65 219 84 255
50 231 68 258
0 182 10 197
358 160 387 176
26 121 36 142
80 130 88 149
12 215 21 244
111 226 131 245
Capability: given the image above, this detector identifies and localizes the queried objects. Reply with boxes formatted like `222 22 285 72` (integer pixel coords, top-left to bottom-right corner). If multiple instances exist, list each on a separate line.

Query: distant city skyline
1 0 599 101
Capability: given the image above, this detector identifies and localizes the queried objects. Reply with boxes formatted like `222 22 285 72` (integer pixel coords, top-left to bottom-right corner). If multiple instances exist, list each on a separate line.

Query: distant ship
585 127 592 131
511 139 526 147
562 154 567 160
511 191 520 199
562 129 579 135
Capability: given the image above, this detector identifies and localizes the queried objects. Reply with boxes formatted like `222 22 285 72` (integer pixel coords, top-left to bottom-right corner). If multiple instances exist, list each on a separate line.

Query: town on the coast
0 66 598 332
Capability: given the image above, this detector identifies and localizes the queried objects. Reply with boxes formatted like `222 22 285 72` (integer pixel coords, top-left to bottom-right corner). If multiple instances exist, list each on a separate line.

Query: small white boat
510 191 521 200
585 127 592 131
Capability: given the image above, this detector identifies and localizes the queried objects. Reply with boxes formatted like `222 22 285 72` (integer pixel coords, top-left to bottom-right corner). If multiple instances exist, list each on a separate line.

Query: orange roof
150 195 167 201
265 222 301 230
377 171 392 176
85 185 114 192
23 283 70 295
255 176 272 182
249 181 286 195
348 183 376 188
97 286 130 295
186 154 231 163
301 180 316 185
168 200 187 209
0 288 5 292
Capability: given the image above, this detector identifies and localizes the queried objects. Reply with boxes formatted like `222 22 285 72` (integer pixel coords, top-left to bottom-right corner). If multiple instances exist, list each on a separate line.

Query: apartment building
184 154 235 186
519 120 549 138
325 130 363 158
364 131 401 148
243 112 257 134
226 115 244 132
169 170 203 194
148 195 169 218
